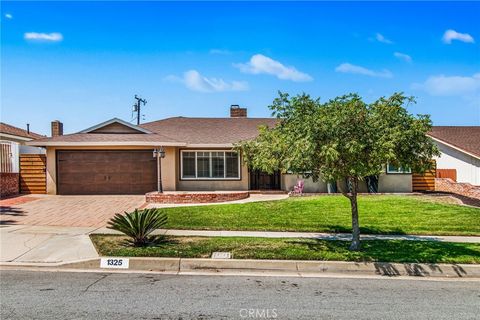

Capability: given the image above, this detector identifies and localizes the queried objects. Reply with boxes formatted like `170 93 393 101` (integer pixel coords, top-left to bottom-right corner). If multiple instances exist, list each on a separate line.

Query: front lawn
162 195 480 236
91 235 480 264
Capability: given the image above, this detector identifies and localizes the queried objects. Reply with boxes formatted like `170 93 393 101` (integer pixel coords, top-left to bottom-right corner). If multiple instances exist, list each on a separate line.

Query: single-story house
428 126 480 186
28 106 414 195
1 122 45 145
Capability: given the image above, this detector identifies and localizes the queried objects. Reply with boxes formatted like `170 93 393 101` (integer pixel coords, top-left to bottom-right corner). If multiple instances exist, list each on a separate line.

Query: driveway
0 195 145 228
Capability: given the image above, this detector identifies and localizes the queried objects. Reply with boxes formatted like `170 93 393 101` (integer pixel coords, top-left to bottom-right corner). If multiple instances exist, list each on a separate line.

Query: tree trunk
348 177 361 251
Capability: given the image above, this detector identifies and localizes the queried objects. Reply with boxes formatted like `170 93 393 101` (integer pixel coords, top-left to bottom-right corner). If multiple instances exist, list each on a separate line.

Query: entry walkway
96 228 480 244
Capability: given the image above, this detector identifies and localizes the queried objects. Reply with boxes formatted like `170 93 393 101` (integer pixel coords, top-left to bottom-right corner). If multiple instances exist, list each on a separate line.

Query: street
0 270 479 319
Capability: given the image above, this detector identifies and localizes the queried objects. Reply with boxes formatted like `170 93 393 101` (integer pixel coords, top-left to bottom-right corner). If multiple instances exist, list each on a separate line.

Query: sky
1 1 479 136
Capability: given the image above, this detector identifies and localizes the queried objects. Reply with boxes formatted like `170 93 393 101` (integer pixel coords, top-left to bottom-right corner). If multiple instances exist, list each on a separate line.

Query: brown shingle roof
429 126 480 158
28 117 278 146
140 117 278 145
0 122 45 140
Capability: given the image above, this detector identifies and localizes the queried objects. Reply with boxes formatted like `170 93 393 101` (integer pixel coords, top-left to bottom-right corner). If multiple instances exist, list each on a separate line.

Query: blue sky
1 1 479 135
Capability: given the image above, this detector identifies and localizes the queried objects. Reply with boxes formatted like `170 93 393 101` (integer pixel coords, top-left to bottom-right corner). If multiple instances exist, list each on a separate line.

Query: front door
249 170 281 190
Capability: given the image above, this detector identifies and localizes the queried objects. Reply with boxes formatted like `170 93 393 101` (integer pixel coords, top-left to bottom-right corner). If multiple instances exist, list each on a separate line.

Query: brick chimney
51 120 63 137
230 105 247 118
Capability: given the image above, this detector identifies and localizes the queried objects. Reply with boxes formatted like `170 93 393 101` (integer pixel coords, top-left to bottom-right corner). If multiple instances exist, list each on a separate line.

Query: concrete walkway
0 225 98 264
95 228 480 243
145 193 289 208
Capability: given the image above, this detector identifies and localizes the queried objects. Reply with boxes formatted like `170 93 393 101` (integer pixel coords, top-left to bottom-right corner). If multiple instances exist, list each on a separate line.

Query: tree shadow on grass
285 238 480 266
323 224 407 235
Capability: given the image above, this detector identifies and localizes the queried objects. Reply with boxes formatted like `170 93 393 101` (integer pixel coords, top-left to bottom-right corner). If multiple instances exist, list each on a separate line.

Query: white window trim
386 162 412 174
180 150 241 180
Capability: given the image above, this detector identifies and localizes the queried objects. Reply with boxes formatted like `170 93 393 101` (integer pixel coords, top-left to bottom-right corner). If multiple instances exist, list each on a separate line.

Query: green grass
162 195 480 236
90 235 480 264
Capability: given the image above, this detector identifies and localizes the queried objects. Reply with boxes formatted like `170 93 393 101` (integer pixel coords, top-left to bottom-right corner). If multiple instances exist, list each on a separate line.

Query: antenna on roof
132 95 147 125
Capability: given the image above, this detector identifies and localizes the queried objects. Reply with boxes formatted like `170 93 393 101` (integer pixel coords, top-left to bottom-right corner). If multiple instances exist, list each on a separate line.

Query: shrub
107 208 168 247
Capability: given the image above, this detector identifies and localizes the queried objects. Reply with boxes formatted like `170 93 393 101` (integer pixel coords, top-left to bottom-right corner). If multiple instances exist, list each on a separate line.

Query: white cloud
394 52 412 63
412 73 480 96
375 33 393 44
442 29 475 44
209 49 231 55
335 63 393 78
5 13 13 19
234 54 313 82
24 32 63 42
165 70 248 93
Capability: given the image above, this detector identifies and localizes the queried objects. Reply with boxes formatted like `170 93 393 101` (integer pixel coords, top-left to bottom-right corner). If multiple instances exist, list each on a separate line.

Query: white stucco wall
434 141 480 185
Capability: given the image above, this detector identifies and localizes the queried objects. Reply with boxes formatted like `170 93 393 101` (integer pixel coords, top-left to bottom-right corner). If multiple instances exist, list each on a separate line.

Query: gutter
26 141 236 148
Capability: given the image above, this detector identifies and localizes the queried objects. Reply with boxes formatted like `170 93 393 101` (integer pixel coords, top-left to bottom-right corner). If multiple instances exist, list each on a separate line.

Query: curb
2 257 480 279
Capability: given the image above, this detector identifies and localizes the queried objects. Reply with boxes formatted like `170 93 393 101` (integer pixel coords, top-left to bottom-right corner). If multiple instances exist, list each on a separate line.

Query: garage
57 150 157 195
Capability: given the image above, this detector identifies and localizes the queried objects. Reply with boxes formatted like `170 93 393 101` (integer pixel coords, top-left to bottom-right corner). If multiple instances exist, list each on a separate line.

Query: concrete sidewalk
0 225 98 264
96 228 480 243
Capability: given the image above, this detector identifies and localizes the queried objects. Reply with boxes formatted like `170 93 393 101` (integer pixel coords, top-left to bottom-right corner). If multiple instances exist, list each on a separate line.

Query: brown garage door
57 150 157 195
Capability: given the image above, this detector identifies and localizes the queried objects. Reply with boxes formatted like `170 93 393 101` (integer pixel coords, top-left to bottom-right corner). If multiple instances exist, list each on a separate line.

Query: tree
237 92 439 251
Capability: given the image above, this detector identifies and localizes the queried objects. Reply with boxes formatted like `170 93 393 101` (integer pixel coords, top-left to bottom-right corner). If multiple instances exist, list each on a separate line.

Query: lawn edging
46 257 480 278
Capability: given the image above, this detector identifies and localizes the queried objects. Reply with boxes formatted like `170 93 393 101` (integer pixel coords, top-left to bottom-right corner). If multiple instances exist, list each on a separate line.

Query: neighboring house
28 106 413 195
0 122 45 144
428 126 480 186
0 122 45 197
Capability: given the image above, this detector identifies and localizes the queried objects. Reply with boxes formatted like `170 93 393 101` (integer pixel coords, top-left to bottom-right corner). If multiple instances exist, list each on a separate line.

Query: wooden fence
436 169 457 182
20 154 46 194
412 161 436 192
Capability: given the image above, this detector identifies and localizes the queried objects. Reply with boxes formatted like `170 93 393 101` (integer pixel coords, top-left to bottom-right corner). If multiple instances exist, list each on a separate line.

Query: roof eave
0 133 34 141
26 141 187 147
428 135 480 160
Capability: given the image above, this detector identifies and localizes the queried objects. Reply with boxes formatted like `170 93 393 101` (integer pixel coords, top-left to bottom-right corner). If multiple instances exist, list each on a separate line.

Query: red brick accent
0 173 19 198
146 191 249 204
435 178 480 200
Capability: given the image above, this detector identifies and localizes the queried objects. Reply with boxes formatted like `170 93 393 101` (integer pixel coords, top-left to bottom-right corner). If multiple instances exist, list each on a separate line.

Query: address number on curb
100 258 129 269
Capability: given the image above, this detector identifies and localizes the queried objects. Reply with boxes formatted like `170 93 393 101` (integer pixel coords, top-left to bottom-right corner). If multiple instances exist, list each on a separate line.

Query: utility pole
133 95 147 125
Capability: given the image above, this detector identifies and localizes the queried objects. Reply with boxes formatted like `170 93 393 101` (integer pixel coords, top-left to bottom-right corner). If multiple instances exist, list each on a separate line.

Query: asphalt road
1 271 479 320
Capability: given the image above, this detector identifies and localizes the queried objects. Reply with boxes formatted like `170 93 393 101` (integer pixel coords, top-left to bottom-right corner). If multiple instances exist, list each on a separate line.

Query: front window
182 152 196 178
386 163 411 174
181 150 240 179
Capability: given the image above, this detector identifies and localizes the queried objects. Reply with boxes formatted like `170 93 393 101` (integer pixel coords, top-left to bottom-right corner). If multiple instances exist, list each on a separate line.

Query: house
0 122 45 144
0 122 45 197
428 126 480 186
28 106 413 195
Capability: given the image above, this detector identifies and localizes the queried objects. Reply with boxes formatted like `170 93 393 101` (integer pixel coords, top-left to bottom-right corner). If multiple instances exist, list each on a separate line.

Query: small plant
107 208 168 247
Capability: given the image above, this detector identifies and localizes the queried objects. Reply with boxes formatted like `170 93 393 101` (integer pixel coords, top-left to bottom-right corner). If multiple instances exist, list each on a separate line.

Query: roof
0 122 45 140
80 118 152 134
428 126 480 159
140 117 278 145
27 117 278 147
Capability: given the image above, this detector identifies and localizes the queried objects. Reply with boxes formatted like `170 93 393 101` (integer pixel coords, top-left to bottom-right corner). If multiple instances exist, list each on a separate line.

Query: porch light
159 146 166 159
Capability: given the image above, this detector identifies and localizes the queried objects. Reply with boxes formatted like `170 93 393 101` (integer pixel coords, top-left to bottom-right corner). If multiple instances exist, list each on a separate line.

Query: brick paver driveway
0 195 145 228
